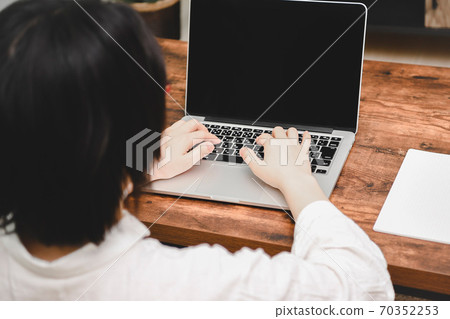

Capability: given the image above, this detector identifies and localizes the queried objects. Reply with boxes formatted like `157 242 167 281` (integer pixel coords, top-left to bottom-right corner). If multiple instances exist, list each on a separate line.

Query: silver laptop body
145 0 368 210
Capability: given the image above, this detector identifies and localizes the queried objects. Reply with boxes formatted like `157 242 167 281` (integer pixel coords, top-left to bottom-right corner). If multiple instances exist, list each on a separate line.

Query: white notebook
374 149 450 245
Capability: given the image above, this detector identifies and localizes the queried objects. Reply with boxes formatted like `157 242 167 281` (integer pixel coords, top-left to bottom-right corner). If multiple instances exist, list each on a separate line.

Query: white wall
0 0 16 11
180 0 189 41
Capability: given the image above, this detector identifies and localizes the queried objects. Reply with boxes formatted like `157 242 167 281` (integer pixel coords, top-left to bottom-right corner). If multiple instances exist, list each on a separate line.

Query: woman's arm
142 125 394 300
133 202 394 300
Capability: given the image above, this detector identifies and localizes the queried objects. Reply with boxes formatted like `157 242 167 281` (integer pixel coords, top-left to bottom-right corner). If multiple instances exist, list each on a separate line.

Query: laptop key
223 149 233 155
212 147 224 154
204 124 210 128
253 129 263 133
264 130 272 134
232 131 243 137
210 125 220 129
234 156 244 164
214 154 225 162
310 152 320 159
220 125 231 129
317 140 328 146
312 159 331 167
203 153 217 161
242 132 253 138
232 127 241 131
252 132 262 138
320 147 336 160
222 136 234 142
331 137 342 141
253 145 264 158
242 128 252 132
320 136 330 140
310 145 320 152
235 156 244 164
244 138 255 145
221 142 233 148
316 169 328 174
328 141 340 148
233 149 241 156
222 130 232 136
232 143 244 149
211 129 222 135
311 165 317 173
311 135 319 139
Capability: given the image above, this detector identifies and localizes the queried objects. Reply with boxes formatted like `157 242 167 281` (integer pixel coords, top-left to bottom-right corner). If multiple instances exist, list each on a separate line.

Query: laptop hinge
203 116 333 134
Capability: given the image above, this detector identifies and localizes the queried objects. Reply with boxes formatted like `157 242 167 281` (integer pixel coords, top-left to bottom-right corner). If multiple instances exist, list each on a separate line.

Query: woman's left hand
149 119 220 181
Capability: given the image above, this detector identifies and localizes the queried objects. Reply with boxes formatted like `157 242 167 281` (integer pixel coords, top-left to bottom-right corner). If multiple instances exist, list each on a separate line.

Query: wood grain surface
127 38 450 295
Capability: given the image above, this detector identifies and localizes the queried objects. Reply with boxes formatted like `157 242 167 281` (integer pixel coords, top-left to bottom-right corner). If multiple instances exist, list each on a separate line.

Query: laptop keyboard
202 122 342 175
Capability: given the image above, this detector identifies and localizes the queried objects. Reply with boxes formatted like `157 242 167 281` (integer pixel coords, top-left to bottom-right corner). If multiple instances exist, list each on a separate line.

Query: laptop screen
186 0 367 133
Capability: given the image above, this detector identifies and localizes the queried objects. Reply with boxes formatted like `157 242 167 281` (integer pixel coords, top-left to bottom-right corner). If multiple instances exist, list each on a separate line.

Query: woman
0 0 394 300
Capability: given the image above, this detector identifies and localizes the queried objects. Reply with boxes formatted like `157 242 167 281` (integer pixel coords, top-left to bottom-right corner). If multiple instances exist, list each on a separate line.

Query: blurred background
1 0 448 67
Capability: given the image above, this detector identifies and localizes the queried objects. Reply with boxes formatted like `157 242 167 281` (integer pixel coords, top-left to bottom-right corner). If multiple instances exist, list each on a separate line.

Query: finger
255 133 272 146
190 142 215 164
200 142 215 157
240 147 264 174
299 131 311 160
287 127 299 139
187 130 220 149
181 119 208 133
301 131 311 148
194 142 214 164
273 126 287 138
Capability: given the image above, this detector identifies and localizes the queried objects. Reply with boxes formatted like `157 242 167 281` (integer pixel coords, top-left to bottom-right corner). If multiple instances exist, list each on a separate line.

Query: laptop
145 0 367 210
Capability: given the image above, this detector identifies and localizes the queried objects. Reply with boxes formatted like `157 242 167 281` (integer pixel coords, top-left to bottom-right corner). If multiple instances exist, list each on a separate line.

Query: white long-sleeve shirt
0 201 394 300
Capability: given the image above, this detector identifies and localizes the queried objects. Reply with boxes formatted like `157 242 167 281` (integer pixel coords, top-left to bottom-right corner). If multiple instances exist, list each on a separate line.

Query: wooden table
128 38 450 296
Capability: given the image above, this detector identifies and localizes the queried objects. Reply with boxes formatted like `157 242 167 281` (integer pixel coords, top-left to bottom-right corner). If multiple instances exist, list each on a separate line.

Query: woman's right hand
239 127 327 219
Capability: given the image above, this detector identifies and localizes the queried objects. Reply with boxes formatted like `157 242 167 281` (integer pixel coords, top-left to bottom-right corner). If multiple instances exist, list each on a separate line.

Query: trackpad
196 164 263 201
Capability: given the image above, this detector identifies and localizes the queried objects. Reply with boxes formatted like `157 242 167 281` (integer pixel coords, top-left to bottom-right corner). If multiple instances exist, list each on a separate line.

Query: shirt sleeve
130 201 394 301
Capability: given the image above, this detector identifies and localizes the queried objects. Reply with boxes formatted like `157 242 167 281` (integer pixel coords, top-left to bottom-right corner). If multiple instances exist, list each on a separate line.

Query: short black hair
0 0 166 245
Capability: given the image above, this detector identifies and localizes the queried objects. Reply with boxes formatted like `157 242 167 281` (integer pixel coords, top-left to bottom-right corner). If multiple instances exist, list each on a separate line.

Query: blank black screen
186 0 366 132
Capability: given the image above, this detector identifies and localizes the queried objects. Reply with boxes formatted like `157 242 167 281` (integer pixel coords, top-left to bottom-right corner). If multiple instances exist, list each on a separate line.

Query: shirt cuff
290 200 346 257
